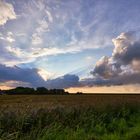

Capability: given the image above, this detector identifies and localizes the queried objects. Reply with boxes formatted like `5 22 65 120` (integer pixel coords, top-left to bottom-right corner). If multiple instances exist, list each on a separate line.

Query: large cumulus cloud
112 31 140 64
89 31 140 85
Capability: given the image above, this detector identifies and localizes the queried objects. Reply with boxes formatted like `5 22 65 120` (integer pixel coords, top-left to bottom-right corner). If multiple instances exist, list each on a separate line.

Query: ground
0 94 140 111
0 94 140 140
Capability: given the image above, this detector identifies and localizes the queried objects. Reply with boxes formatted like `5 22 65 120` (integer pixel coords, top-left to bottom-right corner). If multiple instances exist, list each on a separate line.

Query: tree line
0 87 70 95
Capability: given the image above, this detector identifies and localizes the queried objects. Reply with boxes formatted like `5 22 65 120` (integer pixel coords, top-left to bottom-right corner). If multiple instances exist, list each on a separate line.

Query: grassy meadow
0 94 140 140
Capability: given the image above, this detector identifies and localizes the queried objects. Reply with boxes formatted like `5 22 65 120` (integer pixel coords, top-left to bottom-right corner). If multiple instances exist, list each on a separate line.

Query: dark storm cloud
0 64 45 87
46 74 79 89
0 64 80 88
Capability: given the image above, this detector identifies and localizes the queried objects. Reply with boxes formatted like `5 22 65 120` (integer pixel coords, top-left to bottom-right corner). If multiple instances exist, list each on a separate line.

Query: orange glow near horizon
1 84 140 94
66 84 140 93
0 86 12 90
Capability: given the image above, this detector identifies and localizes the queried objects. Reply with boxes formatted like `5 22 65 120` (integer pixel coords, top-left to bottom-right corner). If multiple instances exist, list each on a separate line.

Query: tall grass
0 105 140 140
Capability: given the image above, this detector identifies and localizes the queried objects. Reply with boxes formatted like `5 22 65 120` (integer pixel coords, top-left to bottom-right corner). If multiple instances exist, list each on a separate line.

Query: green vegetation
0 95 140 140
0 105 140 140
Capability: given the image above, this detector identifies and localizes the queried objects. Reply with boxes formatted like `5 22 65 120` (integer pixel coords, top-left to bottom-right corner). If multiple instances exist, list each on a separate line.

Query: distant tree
36 87 49 94
76 92 83 95
49 89 69 95
0 89 2 95
5 87 35 95
3 87 69 95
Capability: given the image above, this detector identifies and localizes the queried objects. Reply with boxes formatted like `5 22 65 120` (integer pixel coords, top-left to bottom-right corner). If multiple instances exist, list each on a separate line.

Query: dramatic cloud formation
112 31 140 65
0 64 45 87
89 31 140 85
0 64 79 89
2 30 138 89
0 0 16 25
1 0 140 68
46 75 79 89
0 0 140 91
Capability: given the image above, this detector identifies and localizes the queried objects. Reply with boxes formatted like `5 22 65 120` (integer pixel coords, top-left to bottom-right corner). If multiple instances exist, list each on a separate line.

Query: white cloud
37 68 54 81
6 46 23 57
45 10 53 23
6 32 15 42
31 33 43 45
0 0 16 25
0 32 15 43
31 19 49 46
36 20 49 33
0 33 5 40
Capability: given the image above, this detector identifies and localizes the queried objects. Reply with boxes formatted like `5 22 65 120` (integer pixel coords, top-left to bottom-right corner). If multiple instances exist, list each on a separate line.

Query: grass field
0 94 140 140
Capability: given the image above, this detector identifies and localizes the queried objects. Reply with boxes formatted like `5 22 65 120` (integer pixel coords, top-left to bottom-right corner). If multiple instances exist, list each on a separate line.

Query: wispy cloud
0 0 140 89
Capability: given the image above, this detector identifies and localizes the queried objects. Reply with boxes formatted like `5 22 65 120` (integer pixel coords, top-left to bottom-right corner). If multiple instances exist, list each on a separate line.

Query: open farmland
0 94 140 140
0 94 140 111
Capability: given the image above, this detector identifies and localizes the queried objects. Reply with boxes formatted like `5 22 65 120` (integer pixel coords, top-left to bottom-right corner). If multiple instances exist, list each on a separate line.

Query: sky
0 0 140 92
